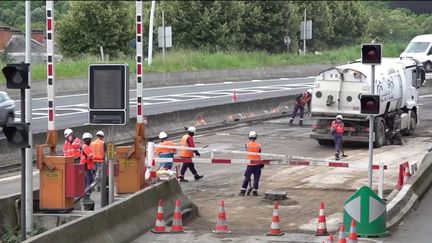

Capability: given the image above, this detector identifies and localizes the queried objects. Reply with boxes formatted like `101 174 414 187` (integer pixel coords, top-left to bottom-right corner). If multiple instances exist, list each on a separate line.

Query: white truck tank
310 58 424 147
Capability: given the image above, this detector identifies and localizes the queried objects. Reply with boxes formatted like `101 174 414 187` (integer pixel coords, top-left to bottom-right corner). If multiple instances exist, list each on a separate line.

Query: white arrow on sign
369 196 386 223
344 196 361 222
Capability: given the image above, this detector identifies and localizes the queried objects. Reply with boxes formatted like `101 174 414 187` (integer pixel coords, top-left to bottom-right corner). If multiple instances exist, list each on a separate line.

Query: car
0 91 15 127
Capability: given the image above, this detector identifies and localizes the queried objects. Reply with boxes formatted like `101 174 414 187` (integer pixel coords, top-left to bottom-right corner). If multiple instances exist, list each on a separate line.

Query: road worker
178 126 203 182
90 131 106 190
289 89 313 126
155 131 176 170
239 131 263 197
81 132 95 199
330 115 344 160
63 128 81 163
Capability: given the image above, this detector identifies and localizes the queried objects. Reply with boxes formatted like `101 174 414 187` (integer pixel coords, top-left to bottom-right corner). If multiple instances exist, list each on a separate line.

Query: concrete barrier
24 179 198 243
1 64 334 99
386 152 432 229
0 95 297 165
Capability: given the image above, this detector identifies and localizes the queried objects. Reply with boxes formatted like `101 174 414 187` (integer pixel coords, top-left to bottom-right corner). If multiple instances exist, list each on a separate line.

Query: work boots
252 191 259 196
178 176 188 182
289 119 293 126
335 152 340 161
239 189 246 196
194 174 204 181
299 120 303 126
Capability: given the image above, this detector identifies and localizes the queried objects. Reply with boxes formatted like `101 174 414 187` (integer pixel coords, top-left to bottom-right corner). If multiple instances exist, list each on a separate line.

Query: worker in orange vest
330 114 344 160
90 131 106 190
239 131 263 196
178 126 203 182
63 128 81 163
81 133 95 199
289 89 313 126
155 131 176 170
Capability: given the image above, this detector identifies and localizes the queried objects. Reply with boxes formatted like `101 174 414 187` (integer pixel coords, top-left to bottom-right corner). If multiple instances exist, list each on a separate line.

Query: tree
57 1 134 57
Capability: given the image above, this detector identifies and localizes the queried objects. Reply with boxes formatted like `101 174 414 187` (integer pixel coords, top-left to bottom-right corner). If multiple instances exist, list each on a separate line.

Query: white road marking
0 170 39 182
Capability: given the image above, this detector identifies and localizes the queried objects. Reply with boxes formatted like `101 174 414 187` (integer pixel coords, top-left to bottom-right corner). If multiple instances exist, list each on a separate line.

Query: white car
400 34 432 72
0 91 15 127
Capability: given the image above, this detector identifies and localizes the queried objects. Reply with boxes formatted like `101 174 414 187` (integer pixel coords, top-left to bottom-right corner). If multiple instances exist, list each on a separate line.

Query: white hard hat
307 88 313 94
159 131 168 139
96 131 104 137
248 131 257 138
336 114 343 120
82 133 93 140
187 126 196 133
64 128 73 137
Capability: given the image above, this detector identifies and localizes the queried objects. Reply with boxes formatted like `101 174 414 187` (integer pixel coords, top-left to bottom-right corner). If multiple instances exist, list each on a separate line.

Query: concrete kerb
24 179 198 243
386 152 432 230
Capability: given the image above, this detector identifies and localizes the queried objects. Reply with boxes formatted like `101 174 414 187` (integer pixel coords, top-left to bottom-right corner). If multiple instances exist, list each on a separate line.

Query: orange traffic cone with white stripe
315 201 328 236
327 233 334 243
170 199 185 233
232 90 237 102
337 224 346 243
212 199 231 234
403 165 411 185
151 199 169 234
266 201 284 236
348 219 358 243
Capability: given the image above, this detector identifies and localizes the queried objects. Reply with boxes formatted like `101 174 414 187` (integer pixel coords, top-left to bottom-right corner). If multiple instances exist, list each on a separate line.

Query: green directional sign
343 186 389 237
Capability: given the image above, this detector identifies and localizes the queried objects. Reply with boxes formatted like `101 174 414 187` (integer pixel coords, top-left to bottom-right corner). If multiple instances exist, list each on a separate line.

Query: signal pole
368 65 375 188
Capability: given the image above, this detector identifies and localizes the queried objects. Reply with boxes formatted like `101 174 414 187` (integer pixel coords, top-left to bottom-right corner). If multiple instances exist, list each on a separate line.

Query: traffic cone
232 90 237 102
151 199 169 234
212 199 231 234
266 201 284 236
395 163 405 189
315 201 328 236
403 165 412 185
347 219 358 243
337 224 346 243
170 199 185 233
327 233 334 243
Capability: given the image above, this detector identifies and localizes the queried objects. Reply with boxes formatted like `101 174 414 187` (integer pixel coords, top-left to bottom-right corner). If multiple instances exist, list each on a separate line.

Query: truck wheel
317 139 333 146
374 117 386 148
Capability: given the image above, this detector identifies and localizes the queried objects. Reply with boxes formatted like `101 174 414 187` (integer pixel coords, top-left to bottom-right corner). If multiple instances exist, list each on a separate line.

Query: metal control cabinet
65 163 85 198
116 146 145 193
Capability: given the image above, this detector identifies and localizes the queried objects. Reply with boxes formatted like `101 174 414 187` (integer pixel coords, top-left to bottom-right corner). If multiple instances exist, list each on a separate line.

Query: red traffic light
361 44 382 64
360 94 380 114
3 122 30 148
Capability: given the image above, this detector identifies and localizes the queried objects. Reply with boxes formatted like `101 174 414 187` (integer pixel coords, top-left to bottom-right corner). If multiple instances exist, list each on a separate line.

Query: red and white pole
46 1 55 130
136 0 143 123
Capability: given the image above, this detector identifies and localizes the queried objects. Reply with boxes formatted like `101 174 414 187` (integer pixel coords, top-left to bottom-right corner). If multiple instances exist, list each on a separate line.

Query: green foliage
57 1 134 58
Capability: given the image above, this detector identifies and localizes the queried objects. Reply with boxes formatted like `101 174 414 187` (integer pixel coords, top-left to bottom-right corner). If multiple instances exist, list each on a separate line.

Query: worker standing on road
239 131 263 197
81 133 95 199
331 115 344 160
178 126 204 182
155 131 176 170
63 128 81 163
289 89 313 126
90 131 106 191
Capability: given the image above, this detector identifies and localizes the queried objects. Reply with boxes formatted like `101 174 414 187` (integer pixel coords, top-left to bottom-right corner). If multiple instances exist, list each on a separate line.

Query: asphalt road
13 77 315 134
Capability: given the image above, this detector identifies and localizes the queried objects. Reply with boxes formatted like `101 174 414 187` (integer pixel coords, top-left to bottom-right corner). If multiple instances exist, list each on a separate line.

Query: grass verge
0 42 406 84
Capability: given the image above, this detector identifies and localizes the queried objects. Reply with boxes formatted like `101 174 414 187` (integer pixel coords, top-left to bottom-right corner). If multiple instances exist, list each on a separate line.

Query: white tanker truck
310 58 425 147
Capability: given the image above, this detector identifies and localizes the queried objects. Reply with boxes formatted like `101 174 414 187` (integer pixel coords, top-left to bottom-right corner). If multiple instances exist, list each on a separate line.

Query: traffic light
361 44 381 64
3 122 30 148
360 94 380 114
2 63 30 89
88 64 129 125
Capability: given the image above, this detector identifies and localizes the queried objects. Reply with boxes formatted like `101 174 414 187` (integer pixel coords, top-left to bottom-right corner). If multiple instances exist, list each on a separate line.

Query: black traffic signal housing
361 44 382 64
2 63 30 89
3 122 30 148
360 94 380 114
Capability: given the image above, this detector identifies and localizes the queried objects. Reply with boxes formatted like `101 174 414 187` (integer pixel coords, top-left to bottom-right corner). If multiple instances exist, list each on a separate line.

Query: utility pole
303 9 307 55
147 0 156 65
24 0 32 238
162 10 165 64
368 65 375 188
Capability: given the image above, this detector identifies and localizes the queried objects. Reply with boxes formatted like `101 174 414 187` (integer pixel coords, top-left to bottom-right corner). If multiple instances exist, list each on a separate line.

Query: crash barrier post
395 160 417 190
378 161 385 199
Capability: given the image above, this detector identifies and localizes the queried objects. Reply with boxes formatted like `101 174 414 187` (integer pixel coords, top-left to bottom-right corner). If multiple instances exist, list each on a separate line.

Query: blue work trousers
84 169 94 192
290 104 305 120
333 133 343 154
241 165 262 191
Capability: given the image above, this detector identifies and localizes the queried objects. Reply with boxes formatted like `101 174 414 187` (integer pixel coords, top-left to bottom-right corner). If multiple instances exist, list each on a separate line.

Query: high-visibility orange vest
331 120 344 134
246 141 261 161
63 137 81 158
90 138 105 163
80 144 94 170
155 140 176 155
179 134 194 158
301 92 311 105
